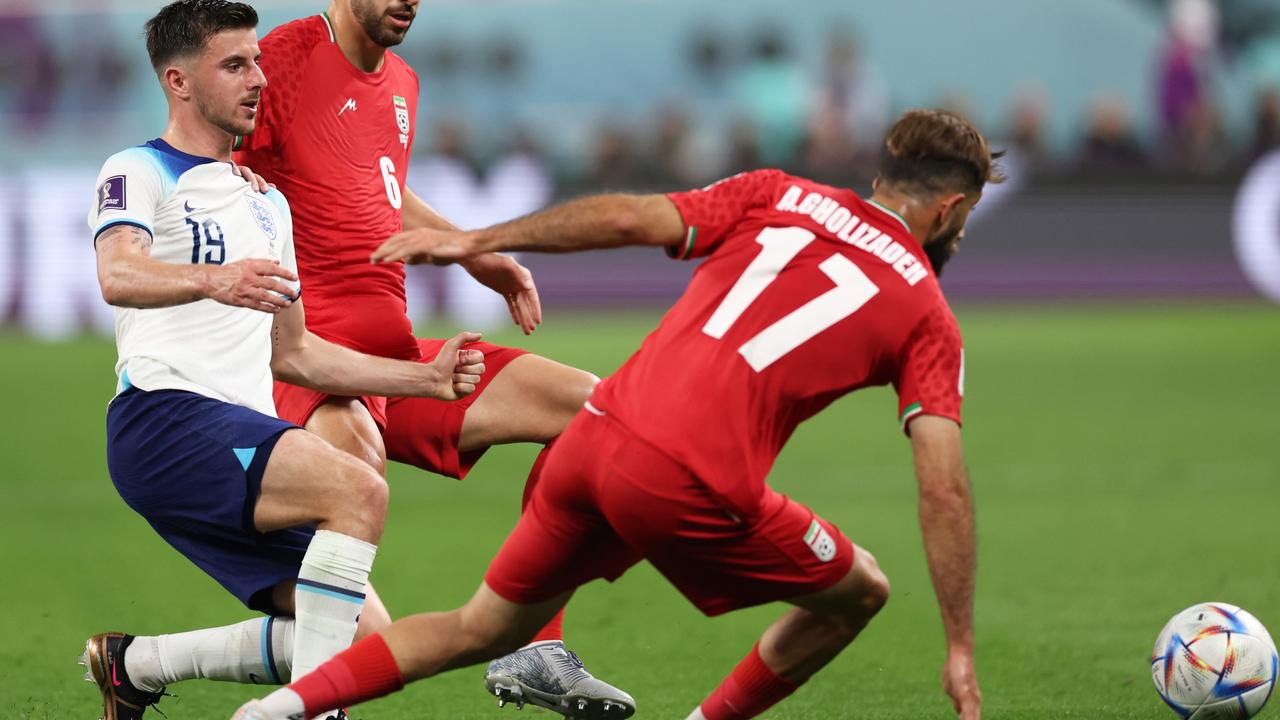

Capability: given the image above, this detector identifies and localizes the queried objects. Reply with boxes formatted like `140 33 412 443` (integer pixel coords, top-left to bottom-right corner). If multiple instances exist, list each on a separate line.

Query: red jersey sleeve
894 303 965 434
234 18 320 157
664 169 785 260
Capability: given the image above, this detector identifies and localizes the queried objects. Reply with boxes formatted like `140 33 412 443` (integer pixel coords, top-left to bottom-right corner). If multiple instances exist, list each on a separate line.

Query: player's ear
936 192 966 225
162 63 193 101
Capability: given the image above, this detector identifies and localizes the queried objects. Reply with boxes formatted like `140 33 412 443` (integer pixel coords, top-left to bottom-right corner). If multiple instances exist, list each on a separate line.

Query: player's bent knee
325 457 389 539
853 549 891 618
561 368 599 408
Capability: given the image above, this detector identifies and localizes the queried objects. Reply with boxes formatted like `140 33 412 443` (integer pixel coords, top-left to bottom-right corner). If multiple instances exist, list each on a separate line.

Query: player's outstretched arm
95 224 297 312
268 298 484 401
909 415 981 720
371 193 686 265
400 186 543 334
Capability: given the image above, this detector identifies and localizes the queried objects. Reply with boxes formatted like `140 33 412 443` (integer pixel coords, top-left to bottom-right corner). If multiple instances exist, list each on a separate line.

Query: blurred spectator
1157 0 1221 164
812 28 889 156
584 121 646 190
799 106 862 184
1006 88 1050 169
68 15 133 131
730 28 807 165
688 27 731 90
724 118 765 175
485 35 524 83
486 128 554 221
416 119 483 198
1179 97 1228 173
1252 86 1280 159
650 103 704 187
0 9 60 135
1078 96 1149 172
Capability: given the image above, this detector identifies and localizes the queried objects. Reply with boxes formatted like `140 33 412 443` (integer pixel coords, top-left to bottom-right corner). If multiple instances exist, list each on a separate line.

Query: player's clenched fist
202 259 300 313
427 331 486 400
370 228 476 266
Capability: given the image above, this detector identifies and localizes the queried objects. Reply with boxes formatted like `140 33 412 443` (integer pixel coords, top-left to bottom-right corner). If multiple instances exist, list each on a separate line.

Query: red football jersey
589 170 965 513
235 15 420 359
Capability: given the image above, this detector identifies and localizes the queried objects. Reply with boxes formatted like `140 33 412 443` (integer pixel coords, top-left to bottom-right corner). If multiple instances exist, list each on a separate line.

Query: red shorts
484 410 855 616
273 338 528 479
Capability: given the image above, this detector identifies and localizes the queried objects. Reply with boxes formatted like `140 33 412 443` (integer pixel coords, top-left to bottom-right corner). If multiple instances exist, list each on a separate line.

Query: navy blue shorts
106 388 310 613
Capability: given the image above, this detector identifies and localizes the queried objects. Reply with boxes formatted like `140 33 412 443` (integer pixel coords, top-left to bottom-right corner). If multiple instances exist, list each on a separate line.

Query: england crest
245 195 277 242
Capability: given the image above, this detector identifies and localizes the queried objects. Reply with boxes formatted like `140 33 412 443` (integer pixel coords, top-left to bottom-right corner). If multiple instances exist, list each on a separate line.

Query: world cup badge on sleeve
98 175 126 214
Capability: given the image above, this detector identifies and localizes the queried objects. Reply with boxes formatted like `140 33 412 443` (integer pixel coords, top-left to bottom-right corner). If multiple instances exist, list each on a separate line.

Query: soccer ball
1152 602 1278 719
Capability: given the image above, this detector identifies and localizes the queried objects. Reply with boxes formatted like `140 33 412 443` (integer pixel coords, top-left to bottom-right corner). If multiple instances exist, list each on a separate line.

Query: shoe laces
148 689 177 719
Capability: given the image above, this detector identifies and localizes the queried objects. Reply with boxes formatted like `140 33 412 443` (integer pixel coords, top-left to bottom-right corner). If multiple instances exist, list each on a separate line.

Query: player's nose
247 63 267 90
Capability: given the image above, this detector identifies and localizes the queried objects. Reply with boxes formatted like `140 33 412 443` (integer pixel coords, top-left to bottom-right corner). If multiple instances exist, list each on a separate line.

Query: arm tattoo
127 227 153 251
96 225 153 254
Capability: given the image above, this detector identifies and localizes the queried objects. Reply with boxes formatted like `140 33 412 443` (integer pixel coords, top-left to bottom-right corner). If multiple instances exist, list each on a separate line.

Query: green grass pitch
2 302 1278 719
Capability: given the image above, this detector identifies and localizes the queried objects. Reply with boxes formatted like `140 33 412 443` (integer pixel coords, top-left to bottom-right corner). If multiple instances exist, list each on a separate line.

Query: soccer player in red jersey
232 109 999 720
230 0 631 715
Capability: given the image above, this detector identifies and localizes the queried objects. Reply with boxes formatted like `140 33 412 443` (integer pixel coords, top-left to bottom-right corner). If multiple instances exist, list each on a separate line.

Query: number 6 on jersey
379 155 402 209
703 227 880 371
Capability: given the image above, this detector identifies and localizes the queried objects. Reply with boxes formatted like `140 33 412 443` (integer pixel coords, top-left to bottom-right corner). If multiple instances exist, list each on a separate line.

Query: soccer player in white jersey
78 2 484 719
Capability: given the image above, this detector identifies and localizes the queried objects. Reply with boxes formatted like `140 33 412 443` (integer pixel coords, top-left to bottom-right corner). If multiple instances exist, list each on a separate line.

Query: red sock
699 643 801 720
522 442 566 645
289 634 405 717
529 608 565 644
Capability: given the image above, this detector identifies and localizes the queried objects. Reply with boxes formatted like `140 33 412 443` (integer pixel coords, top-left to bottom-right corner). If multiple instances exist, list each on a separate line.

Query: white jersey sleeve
88 149 171 241
262 187 301 299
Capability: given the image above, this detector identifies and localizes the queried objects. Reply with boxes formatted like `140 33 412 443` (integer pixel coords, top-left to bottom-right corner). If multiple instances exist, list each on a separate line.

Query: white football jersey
88 139 300 416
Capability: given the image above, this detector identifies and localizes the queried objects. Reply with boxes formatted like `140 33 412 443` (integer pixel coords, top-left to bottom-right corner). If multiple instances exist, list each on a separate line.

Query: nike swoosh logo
111 659 123 687
184 201 203 213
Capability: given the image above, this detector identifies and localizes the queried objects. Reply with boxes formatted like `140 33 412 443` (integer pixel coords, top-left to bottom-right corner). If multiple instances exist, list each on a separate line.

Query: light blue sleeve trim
263 187 290 216
264 188 292 237
94 219 154 243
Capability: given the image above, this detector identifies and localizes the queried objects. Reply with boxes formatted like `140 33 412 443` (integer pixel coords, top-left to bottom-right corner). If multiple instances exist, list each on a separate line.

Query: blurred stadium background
2 0 1279 718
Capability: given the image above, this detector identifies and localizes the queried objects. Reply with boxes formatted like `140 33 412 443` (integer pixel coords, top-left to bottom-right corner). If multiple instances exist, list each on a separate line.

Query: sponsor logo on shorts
804 519 837 563
98 175 125 213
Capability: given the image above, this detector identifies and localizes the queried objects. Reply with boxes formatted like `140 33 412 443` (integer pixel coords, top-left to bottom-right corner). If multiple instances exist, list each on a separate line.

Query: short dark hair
144 0 258 72
878 109 1005 196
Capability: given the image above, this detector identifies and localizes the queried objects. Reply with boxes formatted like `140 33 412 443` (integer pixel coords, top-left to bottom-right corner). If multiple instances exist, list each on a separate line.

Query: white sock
292 530 377 718
685 708 709 720
124 617 294 692
256 687 306 719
